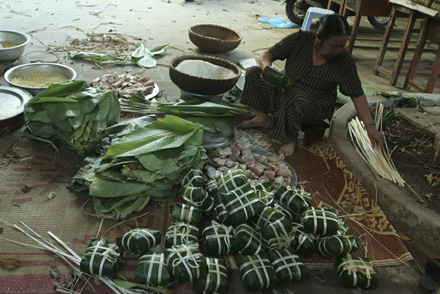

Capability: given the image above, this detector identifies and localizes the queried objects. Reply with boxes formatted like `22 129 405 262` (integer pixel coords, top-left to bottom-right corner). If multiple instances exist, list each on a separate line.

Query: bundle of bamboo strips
348 103 405 186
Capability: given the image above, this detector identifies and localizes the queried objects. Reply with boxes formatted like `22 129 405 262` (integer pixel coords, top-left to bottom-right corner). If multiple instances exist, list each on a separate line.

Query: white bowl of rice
4 63 76 96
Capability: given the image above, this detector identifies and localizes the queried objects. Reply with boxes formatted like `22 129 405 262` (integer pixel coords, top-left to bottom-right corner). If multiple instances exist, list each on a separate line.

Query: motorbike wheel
286 0 309 25
367 16 389 29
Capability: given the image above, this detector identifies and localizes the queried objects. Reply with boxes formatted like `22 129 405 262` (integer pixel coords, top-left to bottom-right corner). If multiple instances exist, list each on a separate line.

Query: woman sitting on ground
238 13 384 157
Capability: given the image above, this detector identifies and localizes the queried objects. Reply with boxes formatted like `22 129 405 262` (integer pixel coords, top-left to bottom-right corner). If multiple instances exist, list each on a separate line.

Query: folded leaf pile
120 99 256 138
24 80 120 153
68 116 209 219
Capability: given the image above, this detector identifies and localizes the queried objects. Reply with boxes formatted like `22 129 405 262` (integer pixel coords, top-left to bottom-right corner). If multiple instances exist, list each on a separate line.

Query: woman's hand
366 125 384 149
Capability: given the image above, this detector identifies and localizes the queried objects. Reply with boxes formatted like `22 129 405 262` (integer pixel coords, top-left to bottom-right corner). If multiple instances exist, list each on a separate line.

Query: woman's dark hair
316 14 350 42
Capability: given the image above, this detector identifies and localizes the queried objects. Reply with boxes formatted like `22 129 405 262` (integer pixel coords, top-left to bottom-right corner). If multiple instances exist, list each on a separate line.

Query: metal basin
4 63 77 96
0 30 30 62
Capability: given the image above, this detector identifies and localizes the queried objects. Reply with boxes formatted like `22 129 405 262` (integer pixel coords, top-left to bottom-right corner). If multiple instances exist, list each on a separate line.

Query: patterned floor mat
0 127 412 293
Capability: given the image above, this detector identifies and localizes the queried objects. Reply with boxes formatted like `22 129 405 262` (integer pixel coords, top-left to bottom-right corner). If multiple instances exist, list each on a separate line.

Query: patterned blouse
269 30 364 104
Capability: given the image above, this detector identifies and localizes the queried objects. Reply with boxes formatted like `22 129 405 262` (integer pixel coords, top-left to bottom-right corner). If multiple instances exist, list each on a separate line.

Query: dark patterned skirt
240 66 333 143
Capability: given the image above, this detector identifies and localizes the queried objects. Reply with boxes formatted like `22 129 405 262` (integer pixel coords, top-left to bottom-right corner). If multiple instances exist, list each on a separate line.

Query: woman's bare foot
238 110 271 129
278 142 296 157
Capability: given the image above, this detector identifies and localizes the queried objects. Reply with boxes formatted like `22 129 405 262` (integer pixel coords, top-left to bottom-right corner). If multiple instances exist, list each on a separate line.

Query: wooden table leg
403 17 428 90
347 9 362 53
426 46 440 93
390 9 417 86
373 5 397 75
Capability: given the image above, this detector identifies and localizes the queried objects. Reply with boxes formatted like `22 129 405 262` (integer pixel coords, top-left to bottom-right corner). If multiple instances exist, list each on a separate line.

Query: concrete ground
1 0 439 293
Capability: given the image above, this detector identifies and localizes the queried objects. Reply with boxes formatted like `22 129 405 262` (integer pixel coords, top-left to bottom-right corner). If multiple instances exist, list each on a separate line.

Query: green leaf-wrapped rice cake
135 252 174 287
337 219 351 236
80 238 122 278
222 183 265 224
253 180 275 205
336 254 378 289
202 221 235 256
318 235 359 258
302 207 340 237
216 165 248 193
267 247 308 282
116 228 161 256
237 253 279 291
275 186 311 216
233 223 265 255
170 202 203 223
273 203 295 220
164 242 208 284
193 257 228 294
212 192 231 225
182 169 206 187
205 179 218 197
250 206 294 250
165 221 199 248
180 186 212 211
292 222 317 256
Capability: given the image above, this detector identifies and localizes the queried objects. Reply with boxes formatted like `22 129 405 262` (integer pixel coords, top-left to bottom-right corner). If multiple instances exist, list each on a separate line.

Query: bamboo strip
348 103 405 186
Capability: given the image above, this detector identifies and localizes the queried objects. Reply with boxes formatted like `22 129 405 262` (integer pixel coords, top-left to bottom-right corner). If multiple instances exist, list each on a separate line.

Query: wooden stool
334 0 391 53
403 17 440 93
327 0 345 14
373 4 420 86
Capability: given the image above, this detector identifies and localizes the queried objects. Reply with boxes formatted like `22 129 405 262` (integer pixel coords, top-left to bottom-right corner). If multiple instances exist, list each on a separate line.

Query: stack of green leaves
68 116 209 219
24 80 121 153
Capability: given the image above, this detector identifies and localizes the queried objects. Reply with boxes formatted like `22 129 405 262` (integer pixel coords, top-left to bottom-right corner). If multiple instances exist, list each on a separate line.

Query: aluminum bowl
0 30 31 62
4 63 77 96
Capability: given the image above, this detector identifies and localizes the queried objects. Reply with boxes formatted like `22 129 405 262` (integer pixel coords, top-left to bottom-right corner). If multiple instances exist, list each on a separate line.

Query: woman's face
315 35 349 60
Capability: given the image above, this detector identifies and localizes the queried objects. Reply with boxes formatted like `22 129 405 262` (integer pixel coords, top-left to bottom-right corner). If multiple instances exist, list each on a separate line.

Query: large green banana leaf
181 115 235 137
103 116 203 159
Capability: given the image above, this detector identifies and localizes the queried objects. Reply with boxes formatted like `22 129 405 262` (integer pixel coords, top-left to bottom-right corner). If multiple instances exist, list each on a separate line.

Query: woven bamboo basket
188 24 241 54
169 55 241 95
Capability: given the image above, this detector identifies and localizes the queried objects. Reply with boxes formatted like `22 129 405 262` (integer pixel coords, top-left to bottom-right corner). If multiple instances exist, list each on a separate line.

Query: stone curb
328 96 440 254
